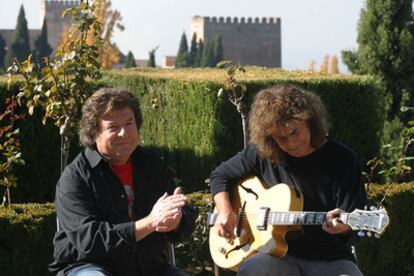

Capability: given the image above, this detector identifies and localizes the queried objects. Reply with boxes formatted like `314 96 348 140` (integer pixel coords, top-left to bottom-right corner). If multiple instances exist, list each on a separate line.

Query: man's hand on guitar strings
213 191 237 239
215 209 237 240
322 208 352 235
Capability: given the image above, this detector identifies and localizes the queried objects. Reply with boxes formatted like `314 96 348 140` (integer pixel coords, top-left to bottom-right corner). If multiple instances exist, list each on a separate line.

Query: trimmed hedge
0 83 60 203
0 82 83 203
1 68 385 200
0 203 55 276
356 183 414 275
1 183 412 276
101 69 385 192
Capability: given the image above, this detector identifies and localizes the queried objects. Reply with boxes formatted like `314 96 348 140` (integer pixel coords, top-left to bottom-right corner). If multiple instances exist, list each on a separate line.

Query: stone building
0 29 41 51
190 16 281 67
0 0 77 54
40 0 78 50
163 56 176 68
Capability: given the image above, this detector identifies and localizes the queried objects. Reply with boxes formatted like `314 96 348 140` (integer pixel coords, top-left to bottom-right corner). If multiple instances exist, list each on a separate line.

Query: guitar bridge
257 207 270 230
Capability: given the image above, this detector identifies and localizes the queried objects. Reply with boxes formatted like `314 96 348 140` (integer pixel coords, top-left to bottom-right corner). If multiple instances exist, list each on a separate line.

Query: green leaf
227 67 236 76
61 7 76 19
33 94 40 103
402 156 414 161
216 60 232 68
241 84 248 93
28 106 34 116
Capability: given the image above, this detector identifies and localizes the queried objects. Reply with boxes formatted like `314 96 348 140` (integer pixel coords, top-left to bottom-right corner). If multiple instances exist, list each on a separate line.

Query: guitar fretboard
268 212 347 225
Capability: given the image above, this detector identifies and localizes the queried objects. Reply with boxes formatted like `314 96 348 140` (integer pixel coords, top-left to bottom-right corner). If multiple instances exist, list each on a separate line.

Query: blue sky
0 0 365 71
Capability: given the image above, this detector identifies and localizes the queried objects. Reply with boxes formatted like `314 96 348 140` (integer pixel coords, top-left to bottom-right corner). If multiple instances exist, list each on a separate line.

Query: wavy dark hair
79 87 143 149
248 84 329 163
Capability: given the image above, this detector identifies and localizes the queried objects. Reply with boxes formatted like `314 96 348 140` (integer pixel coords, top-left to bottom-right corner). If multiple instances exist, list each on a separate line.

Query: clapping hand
150 187 187 232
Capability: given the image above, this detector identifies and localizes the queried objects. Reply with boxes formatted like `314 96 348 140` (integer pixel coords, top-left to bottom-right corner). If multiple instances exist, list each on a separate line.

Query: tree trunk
1 187 11 208
241 112 248 149
60 134 72 174
60 116 74 174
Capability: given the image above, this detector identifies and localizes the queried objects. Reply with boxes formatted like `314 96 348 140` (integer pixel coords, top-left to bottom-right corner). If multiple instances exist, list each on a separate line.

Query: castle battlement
192 15 280 25
44 0 80 7
190 15 281 67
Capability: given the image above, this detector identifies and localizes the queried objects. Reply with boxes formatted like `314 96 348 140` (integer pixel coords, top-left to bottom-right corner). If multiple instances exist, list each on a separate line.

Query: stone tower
40 0 78 50
190 16 281 67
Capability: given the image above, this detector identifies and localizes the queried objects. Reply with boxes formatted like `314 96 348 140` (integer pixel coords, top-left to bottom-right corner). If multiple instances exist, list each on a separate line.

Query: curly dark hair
79 87 143 149
248 84 329 163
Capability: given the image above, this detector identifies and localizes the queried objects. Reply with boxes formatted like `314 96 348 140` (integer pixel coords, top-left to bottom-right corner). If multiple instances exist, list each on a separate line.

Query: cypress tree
175 32 189 68
213 34 223 66
5 5 31 66
200 40 215 67
148 46 158 68
148 54 155 68
124 51 136 68
189 33 198 67
196 39 204 68
341 0 414 118
200 41 208 67
33 18 53 66
329 55 339 74
319 54 329 74
0 34 6 70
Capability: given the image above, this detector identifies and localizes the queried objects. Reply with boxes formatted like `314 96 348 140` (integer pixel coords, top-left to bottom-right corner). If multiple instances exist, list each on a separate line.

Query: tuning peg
366 231 372 238
357 231 365 237
374 233 381 239
369 206 378 211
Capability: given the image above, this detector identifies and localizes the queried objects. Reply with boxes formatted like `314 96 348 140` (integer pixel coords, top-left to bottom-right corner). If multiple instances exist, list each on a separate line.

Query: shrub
0 183 413 276
0 68 385 200
101 69 385 192
0 203 55 275
356 182 414 275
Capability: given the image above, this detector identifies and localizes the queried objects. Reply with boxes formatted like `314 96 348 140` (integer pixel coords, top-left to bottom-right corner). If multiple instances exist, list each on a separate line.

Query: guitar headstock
346 207 390 236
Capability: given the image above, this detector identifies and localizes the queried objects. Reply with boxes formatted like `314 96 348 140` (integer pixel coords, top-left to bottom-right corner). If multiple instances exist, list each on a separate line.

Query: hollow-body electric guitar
208 177 390 271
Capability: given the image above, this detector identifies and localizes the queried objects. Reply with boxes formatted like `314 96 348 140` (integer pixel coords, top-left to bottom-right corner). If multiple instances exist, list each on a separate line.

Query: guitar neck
267 211 347 226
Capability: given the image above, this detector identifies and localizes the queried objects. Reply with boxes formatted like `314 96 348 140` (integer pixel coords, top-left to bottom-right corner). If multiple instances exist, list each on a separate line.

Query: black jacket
210 139 367 262
49 146 195 275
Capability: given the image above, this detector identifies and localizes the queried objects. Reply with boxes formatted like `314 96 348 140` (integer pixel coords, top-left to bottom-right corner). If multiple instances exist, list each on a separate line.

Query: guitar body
209 177 304 271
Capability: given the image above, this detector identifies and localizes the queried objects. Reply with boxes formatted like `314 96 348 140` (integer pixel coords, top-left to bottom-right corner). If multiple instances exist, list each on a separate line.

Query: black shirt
49 146 195 275
210 138 367 262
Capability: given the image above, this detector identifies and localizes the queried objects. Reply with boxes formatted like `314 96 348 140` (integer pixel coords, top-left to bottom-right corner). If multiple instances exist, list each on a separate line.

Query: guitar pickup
257 207 270 231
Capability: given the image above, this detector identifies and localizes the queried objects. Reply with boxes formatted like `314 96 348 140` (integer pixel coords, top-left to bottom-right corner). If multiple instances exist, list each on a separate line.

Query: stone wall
0 29 41 51
40 0 78 50
191 16 281 67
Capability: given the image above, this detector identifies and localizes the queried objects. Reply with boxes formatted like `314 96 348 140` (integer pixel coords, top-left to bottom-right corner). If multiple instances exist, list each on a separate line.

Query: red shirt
110 159 134 219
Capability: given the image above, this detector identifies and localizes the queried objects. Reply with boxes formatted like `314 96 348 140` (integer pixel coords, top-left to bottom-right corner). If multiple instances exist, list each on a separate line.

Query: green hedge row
356 183 414 275
0 83 61 203
0 183 412 276
101 69 385 192
0 203 56 276
0 69 385 201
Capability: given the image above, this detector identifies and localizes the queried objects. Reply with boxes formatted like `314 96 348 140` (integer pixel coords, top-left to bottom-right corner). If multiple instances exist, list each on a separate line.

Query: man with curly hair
210 84 366 275
49 88 195 276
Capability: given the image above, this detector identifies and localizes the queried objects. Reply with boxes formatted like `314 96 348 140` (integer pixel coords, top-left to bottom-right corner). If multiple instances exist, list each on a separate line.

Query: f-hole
240 183 258 200
225 239 250 259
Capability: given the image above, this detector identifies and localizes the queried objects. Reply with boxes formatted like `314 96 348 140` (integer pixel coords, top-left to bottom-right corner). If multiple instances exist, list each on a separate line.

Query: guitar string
236 214 330 222
236 211 330 217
